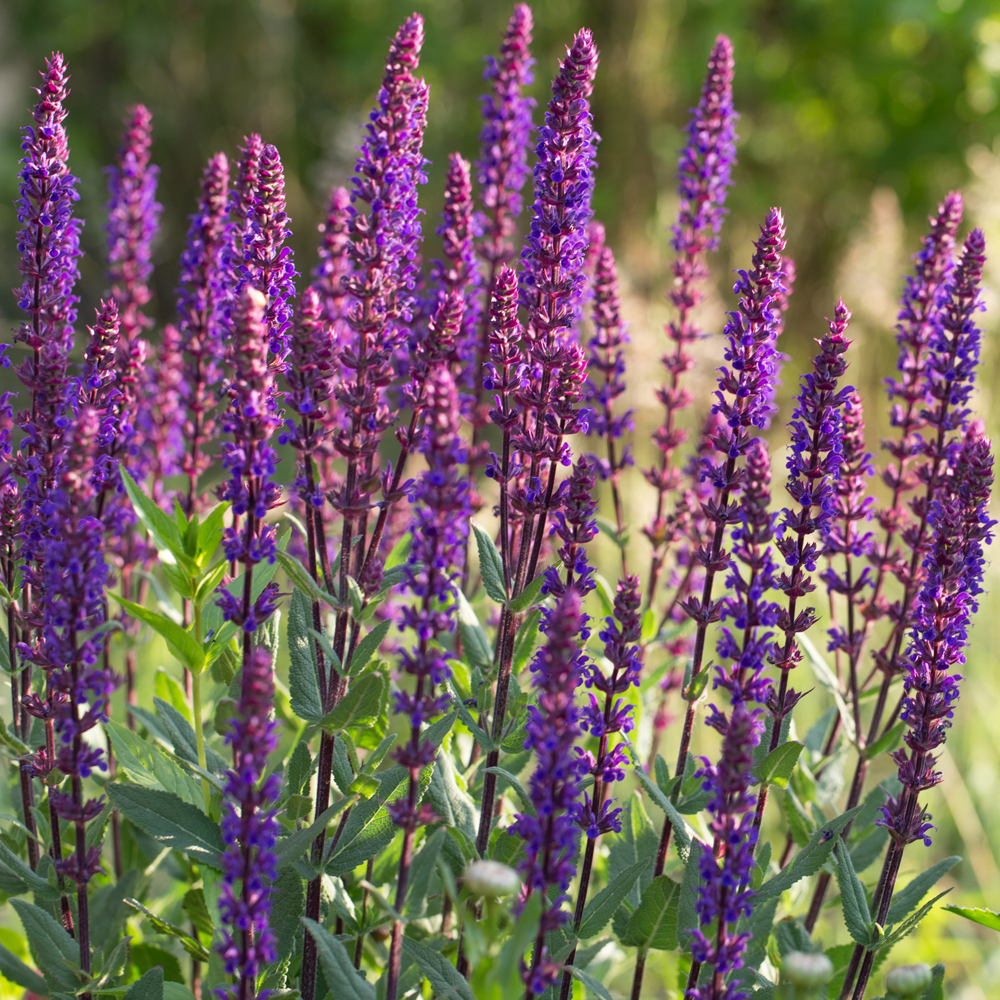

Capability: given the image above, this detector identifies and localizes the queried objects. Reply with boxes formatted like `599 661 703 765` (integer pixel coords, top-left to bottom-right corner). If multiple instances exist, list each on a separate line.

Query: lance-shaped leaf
288 587 324 722
11 898 80 994
302 918 375 1000
456 588 492 669
578 858 650 940
752 740 805 789
120 597 205 673
0 938 47 996
623 875 682 951
321 672 385 732
887 856 961 926
276 549 341 609
123 966 165 1000
347 618 392 675
401 938 476 1000
472 520 507 603
125 899 211 960
943 905 1000 932
834 842 872 945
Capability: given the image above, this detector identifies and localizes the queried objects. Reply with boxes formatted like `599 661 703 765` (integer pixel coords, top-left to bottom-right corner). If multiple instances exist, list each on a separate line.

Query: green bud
884 964 933 997
464 860 521 897
782 951 834 988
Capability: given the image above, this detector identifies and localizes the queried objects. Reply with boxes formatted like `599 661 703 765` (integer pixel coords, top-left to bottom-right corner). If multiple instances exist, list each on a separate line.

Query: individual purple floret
237 143 297 358
217 645 281 1000
433 152 482 392
520 28 599 345
174 152 232 509
512 588 588 997
217 287 282 628
644 36 737 588
688 702 762 1000
105 103 161 346
477 2 535 269
384 365 470 1000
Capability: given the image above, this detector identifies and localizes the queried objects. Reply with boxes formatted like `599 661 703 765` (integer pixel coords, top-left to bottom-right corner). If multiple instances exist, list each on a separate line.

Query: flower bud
463 860 521 897
782 951 833 988
885 964 933 997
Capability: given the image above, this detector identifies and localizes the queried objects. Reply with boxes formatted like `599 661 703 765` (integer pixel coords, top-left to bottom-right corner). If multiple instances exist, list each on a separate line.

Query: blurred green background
2 0 1000 996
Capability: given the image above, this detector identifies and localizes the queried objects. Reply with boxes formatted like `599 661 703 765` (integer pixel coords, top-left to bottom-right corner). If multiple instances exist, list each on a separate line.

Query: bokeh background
1 0 1000 995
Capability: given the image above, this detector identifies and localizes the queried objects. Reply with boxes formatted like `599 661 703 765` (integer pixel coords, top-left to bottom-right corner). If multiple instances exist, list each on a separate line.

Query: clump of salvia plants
0 8 994 1000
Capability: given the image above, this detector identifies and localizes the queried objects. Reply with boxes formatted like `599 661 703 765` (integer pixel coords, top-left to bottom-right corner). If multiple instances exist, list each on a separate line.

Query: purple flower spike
312 185 353 333
688 701 762 998
238 143 297 357
520 29 599 346
15 52 83 360
644 36 738 564
217 645 281 1000
771 302 852 694
512 588 588 996
477 2 535 268
879 423 994 847
218 287 282 587
586 240 633 482
105 104 161 346
434 153 482 391
389 365 470 820
542 455 598 604
172 152 232 508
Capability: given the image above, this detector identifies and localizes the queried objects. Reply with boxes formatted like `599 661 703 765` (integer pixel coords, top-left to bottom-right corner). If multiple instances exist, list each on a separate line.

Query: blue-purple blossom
542 455 598 603
511 587 588 996
237 143 297 358
688 702 761 999
105 103 161 346
27 405 117 887
586 240 633 482
772 302 852 674
217 645 281 1000
388 365 470 825
879 422 994 847
312 184 352 335
174 152 232 505
477 2 535 268
218 287 282 601
519 29 599 345
645 35 737 558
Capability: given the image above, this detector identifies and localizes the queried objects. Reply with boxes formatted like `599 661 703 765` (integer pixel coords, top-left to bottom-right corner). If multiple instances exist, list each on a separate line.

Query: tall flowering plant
0 15 994 1000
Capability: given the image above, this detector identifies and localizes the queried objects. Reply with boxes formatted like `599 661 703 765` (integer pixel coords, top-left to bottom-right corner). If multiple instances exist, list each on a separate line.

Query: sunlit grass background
1 0 1000 995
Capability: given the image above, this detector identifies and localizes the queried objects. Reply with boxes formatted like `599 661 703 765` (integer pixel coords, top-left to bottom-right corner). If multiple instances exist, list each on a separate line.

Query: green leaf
593 574 616 618
123 966 165 1000
0 712 28 756
752 741 805 789
757 806 863 902
456 589 492 669
887 856 961 926
425 751 477 841
507 573 544 613
0 938 48 996
776 787 815 848
106 783 225 869
321 672 385 732
120 598 205 673
196 503 229 565
484 766 535 817
347 618 392 675
0 837 61 901
607 795 659 909
800 632 856 744
124 898 211 960
154 697 228 774
162 983 198 1000
385 532 411 570
864 719 907 761
472 520 507 603
288 588 324 722
879 889 951 952
405 828 446 918
11 898 80 993
834 843 872 945
121 469 185 561
943 905 1000 931
301 918 375 1000
401 938 476 1000
627 748 691 860
565 965 614 1000
276 549 341 609
640 608 657 644
182 888 214 944
512 608 542 672
105 719 203 806
274 797 355 866
578 858 650 940
624 875 682 951
448 679 495 751
271 866 305 963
